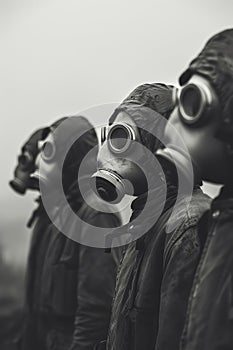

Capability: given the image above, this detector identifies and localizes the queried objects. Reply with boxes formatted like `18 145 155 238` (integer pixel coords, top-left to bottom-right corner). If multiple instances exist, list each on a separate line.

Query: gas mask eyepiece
107 123 136 154
177 76 217 126
40 140 56 162
19 151 34 167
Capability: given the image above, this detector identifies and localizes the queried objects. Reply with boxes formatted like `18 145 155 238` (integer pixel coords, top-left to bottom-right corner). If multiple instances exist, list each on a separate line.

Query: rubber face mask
9 127 49 194
166 74 231 184
92 111 158 204
34 116 99 200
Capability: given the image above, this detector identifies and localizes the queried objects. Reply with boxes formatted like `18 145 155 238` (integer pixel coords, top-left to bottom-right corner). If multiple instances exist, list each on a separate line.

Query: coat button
212 210 220 219
193 283 199 298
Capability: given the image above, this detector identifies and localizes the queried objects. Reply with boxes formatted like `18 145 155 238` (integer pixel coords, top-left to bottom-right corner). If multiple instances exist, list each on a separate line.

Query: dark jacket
180 186 233 350
106 169 210 350
21 194 121 350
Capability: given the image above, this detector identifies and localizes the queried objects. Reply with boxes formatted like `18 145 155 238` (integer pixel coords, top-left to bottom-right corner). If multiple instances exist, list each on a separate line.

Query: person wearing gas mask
1 127 50 350
167 29 233 350
10 116 121 350
92 83 211 350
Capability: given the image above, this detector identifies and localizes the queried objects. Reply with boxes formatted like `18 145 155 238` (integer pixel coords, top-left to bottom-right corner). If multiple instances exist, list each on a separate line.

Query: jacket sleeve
69 212 119 350
154 225 200 350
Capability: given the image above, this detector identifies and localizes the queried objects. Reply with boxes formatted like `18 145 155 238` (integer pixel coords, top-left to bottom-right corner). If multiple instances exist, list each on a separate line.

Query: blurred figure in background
9 116 122 350
0 125 50 350
0 243 25 350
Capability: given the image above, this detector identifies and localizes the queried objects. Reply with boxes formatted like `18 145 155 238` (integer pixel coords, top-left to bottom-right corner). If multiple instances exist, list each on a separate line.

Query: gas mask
168 29 233 185
34 116 98 197
164 74 232 184
9 127 50 194
92 108 165 204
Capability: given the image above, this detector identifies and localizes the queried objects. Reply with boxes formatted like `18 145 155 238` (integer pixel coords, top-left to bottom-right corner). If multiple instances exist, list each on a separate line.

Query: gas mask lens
181 85 202 116
178 76 217 126
41 140 56 161
107 123 135 153
18 151 33 169
179 84 205 124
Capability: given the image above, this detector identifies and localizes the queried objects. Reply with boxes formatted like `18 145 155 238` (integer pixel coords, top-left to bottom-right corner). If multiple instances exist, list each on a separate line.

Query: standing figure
10 116 121 350
93 83 210 350
172 29 233 350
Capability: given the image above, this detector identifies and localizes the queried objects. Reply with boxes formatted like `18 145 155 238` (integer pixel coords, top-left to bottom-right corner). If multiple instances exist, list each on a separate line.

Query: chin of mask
92 152 148 204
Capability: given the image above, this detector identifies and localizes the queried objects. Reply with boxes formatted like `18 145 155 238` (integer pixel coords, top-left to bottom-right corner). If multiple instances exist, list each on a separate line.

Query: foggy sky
1 0 232 222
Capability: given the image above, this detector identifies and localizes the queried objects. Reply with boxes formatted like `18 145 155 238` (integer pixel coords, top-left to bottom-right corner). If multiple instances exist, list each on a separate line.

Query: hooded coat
102 83 211 350
180 187 233 350
20 116 121 350
179 28 233 153
179 29 233 350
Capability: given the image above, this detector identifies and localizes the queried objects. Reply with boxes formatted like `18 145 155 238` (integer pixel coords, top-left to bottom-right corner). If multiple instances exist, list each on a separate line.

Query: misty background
0 0 232 328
